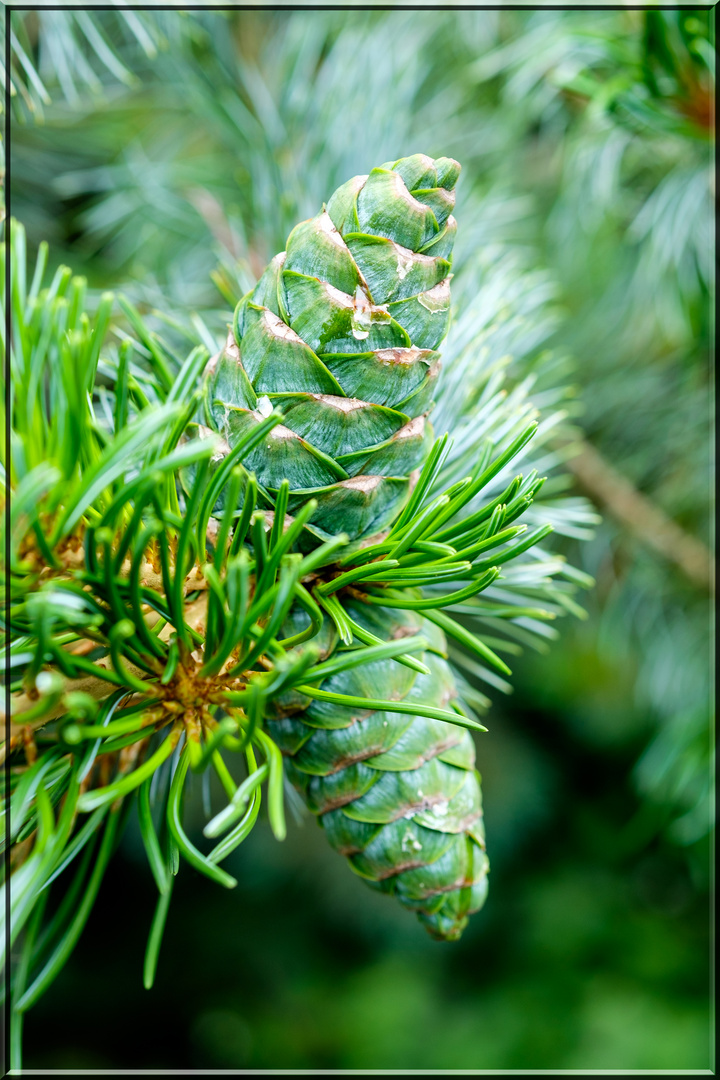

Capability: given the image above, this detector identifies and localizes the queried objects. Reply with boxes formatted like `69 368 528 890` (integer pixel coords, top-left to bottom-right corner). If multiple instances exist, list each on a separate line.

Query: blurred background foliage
5 6 713 1070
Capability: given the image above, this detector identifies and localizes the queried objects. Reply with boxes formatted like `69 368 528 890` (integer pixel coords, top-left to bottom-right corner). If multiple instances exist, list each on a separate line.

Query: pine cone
204 153 489 940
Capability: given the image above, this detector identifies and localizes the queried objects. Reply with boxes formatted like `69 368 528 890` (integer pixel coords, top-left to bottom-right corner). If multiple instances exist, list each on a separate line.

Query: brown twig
3 594 210 736
567 439 714 593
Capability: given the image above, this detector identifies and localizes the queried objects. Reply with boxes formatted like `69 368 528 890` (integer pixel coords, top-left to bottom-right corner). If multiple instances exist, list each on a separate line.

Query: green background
9 7 713 1070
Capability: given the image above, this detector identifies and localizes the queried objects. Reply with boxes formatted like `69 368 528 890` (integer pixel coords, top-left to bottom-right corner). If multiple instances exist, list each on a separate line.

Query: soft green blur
10 8 713 1071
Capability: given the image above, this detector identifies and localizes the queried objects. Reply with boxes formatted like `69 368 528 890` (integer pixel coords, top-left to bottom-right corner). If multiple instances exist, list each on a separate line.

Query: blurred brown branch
568 440 714 593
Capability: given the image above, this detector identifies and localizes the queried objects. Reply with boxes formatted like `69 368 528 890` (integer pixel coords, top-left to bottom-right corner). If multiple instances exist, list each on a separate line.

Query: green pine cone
268 602 488 941
202 153 460 541
204 153 488 940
